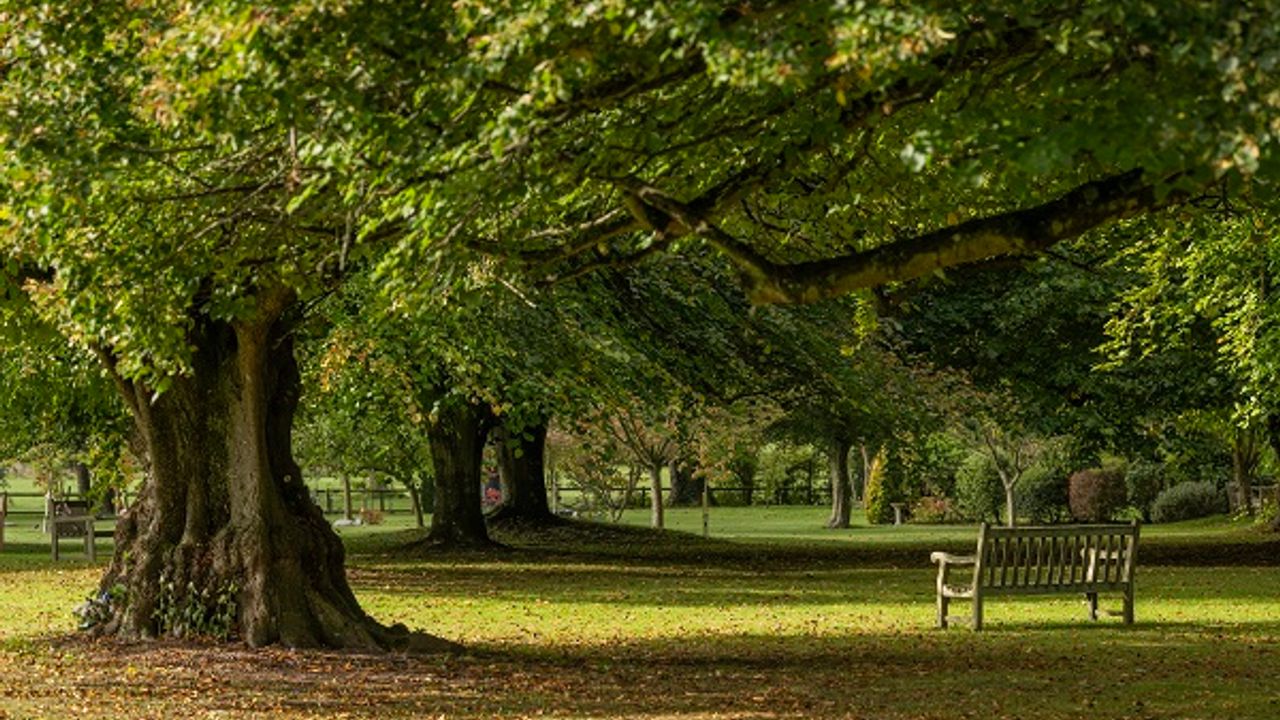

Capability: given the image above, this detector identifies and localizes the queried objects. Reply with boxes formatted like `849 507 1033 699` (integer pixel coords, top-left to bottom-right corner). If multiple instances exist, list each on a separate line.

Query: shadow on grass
7 621 1279 720
347 553 1280 610
349 519 1280 572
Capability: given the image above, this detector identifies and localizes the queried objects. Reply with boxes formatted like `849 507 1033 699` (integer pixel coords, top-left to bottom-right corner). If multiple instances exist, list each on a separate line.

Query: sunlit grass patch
0 511 1278 718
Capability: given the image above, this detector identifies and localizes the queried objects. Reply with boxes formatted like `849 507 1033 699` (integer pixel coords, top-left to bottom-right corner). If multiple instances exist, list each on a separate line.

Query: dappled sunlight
1 518 1278 718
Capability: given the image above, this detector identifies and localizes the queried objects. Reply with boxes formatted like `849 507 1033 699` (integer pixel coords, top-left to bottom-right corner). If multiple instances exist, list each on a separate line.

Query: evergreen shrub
862 449 893 524
954 452 1001 523
1151 481 1226 523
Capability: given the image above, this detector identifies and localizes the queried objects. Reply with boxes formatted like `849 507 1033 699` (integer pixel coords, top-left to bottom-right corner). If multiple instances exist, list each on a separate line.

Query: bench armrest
930 552 976 566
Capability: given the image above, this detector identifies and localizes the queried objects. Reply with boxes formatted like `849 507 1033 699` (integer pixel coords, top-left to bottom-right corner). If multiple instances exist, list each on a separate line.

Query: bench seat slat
984 582 1131 596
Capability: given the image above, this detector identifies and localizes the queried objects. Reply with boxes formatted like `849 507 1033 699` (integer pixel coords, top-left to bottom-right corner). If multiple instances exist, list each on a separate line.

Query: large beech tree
1106 209 1280 531
0 5 450 650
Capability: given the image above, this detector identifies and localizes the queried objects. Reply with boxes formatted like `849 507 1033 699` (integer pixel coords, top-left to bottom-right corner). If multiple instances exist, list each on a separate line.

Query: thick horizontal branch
723 170 1187 303
613 169 1189 302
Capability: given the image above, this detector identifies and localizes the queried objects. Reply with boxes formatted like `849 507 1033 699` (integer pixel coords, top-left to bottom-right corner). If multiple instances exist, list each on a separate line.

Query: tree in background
1106 210 1280 528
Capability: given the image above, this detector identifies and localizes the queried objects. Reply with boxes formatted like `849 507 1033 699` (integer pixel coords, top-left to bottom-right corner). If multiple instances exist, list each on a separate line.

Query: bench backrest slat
1067 536 1078 584
1107 533 1119 583
1033 536 1044 586
974 522 1139 593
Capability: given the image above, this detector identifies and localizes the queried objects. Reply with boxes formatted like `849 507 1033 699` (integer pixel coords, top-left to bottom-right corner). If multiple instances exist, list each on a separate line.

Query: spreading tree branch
624 169 1191 303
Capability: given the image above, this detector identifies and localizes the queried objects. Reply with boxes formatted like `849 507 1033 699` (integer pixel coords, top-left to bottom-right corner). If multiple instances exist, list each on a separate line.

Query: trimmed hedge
1068 467 1126 522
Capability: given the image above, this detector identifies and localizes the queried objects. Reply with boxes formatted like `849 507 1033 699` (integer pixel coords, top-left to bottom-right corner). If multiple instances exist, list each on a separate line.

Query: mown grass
1 507 1278 718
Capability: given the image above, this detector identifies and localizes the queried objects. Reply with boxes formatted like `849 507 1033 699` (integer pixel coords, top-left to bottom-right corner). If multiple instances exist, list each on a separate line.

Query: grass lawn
0 505 1277 718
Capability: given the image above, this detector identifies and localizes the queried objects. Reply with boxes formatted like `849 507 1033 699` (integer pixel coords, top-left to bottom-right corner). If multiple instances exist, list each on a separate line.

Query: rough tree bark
95 290 451 651
825 436 853 529
487 420 556 524
423 396 495 547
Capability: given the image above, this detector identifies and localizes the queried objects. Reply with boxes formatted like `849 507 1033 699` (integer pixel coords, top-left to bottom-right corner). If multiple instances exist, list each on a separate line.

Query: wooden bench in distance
47 498 114 561
51 515 100 561
931 521 1140 631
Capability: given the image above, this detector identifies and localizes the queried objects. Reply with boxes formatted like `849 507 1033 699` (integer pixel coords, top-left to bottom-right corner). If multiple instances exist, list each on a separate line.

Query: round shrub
1150 481 1227 523
954 452 1002 523
1017 463 1069 524
1068 467 1126 522
1125 459 1164 520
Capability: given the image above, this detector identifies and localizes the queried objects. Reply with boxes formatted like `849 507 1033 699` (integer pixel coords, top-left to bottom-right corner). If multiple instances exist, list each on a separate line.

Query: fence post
701 480 710 538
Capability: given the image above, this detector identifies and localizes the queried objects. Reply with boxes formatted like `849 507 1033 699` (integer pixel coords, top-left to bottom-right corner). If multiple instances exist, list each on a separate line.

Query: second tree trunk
826 437 853 529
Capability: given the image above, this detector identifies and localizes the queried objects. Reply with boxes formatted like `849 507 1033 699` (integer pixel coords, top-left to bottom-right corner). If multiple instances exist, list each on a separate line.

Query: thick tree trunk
826 437 853 529
95 292 451 651
74 462 92 498
730 457 757 505
1269 416 1280 532
487 420 555 524
667 459 709 507
1231 429 1258 516
341 474 354 522
424 396 494 547
649 464 664 529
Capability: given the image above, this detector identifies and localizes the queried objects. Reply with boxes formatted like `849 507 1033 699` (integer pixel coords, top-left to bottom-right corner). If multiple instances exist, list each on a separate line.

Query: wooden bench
48 498 114 561
51 515 101 561
931 521 1140 631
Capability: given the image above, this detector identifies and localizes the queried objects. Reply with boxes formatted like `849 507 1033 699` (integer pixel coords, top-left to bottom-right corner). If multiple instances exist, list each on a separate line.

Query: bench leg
1086 592 1099 621
1123 589 1134 625
85 525 95 563
936 593 949 629
51 536 59 561
972 596 984 632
